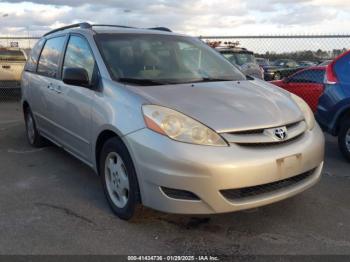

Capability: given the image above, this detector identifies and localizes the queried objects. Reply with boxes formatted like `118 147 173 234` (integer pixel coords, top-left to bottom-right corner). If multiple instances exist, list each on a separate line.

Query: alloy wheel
104 152 130 208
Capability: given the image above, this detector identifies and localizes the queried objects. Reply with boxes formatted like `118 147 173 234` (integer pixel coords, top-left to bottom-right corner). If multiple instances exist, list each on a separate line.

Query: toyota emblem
274 128 287 140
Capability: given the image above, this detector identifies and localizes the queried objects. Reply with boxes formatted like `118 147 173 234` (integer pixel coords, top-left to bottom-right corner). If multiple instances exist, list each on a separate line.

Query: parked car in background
256 57 270 67
264 59 304 81
316 50 350 161
298 61 318 67
0 48 27 87
22 23 324 220
216 47 264 79
270 67 326 112
318 60 332 66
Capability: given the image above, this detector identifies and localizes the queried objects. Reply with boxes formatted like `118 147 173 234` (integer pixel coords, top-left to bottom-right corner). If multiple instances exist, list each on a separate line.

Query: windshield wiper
118 78 169 86
189 77 234 83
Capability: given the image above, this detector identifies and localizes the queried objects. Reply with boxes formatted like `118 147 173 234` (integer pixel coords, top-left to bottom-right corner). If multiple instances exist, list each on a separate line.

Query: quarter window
37 36 66 78
25 38 45 72
63 36 95 84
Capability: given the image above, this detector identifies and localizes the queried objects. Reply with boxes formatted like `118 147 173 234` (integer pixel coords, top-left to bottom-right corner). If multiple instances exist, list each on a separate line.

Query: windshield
221 52 256 66
95 34 245 85
0 50 26 61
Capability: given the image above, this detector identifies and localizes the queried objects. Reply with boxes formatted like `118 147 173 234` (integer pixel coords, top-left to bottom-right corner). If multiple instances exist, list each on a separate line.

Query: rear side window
37 36 66 78
25 38 45 72
289 69 325 84
0 49 26 62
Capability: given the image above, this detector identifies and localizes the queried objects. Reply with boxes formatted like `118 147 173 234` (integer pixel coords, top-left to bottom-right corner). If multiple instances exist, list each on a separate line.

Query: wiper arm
189 77 234 83
118 78 168 86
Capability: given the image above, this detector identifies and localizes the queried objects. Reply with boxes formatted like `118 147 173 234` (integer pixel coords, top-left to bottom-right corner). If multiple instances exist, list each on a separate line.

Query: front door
53 35 97 163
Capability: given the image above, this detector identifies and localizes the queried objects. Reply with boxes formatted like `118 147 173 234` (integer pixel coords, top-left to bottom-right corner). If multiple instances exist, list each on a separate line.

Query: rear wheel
24 107 45 147
99 137 141 220
338 119 350 162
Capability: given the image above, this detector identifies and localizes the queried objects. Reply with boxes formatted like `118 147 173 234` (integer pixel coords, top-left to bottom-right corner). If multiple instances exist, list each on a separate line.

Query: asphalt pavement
0 102 349 255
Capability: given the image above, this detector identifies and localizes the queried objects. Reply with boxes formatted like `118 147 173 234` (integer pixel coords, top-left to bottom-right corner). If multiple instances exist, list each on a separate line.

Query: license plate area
276 153 302 179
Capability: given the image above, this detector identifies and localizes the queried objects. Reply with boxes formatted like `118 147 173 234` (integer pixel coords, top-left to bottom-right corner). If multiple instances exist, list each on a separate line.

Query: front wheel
99 137 141 220
338 119 350 162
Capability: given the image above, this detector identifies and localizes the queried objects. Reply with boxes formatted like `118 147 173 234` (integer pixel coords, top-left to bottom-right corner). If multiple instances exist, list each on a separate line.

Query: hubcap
346 128 350 152
26 113 35 144
104 152 130 208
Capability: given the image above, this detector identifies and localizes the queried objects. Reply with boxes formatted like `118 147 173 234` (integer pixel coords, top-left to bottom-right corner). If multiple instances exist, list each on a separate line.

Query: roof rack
43 22 172 37
92 24 172 32
91 24 135 29
148 27 172 32
44 22 91 36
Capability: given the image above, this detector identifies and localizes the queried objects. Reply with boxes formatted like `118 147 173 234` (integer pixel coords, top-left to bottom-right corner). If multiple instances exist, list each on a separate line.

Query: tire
274 72 282 80
99 137 141 220
24 107 46 148
338 119 350 162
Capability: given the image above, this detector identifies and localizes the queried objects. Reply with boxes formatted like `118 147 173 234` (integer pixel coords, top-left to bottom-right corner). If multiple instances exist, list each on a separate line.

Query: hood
128 80 304 133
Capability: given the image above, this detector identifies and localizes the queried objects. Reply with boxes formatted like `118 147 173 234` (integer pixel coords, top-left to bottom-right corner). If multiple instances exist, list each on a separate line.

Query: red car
270 66 326 112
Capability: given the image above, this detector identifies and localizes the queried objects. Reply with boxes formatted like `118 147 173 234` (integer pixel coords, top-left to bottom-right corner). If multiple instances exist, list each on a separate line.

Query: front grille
161 187 200 201
229 122 300 135
220 169 314 201
236 133 304 147
221 121 307 146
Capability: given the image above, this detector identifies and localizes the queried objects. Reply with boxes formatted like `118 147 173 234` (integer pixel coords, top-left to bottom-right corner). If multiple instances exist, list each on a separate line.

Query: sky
0 0 349 37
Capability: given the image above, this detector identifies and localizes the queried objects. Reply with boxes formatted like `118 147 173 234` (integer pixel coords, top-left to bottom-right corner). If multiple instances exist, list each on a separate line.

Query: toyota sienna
21 23 325 220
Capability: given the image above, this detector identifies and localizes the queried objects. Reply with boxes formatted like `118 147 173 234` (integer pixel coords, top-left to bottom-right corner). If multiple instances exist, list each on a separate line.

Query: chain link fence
0 34 349 104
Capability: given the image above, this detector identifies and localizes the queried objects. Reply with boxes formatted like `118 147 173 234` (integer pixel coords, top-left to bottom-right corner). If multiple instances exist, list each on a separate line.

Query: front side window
95 34 245 85
63 35 96 84
37 36 66 78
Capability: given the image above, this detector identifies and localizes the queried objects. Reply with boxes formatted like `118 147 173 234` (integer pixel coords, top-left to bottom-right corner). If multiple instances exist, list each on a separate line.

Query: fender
329 101 350 135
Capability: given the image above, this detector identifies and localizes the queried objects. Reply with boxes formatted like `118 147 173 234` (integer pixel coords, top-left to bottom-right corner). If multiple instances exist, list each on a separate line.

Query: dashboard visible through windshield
95 34 245 85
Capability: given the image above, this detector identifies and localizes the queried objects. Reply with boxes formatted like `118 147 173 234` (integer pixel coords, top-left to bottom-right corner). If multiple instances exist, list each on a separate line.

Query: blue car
316 50 350 161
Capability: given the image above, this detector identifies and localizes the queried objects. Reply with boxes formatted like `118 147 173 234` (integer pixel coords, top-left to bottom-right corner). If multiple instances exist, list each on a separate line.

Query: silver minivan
22 23 324 220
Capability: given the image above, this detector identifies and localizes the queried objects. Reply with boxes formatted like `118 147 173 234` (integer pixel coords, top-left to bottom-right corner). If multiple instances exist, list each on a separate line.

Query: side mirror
63 67 89 87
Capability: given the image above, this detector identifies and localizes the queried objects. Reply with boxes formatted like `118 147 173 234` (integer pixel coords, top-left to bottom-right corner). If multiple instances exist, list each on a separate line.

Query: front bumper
125 125 325 214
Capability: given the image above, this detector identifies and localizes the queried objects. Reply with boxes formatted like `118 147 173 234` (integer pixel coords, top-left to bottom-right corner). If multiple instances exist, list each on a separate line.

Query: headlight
290 94 315 130
142 105 228 146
